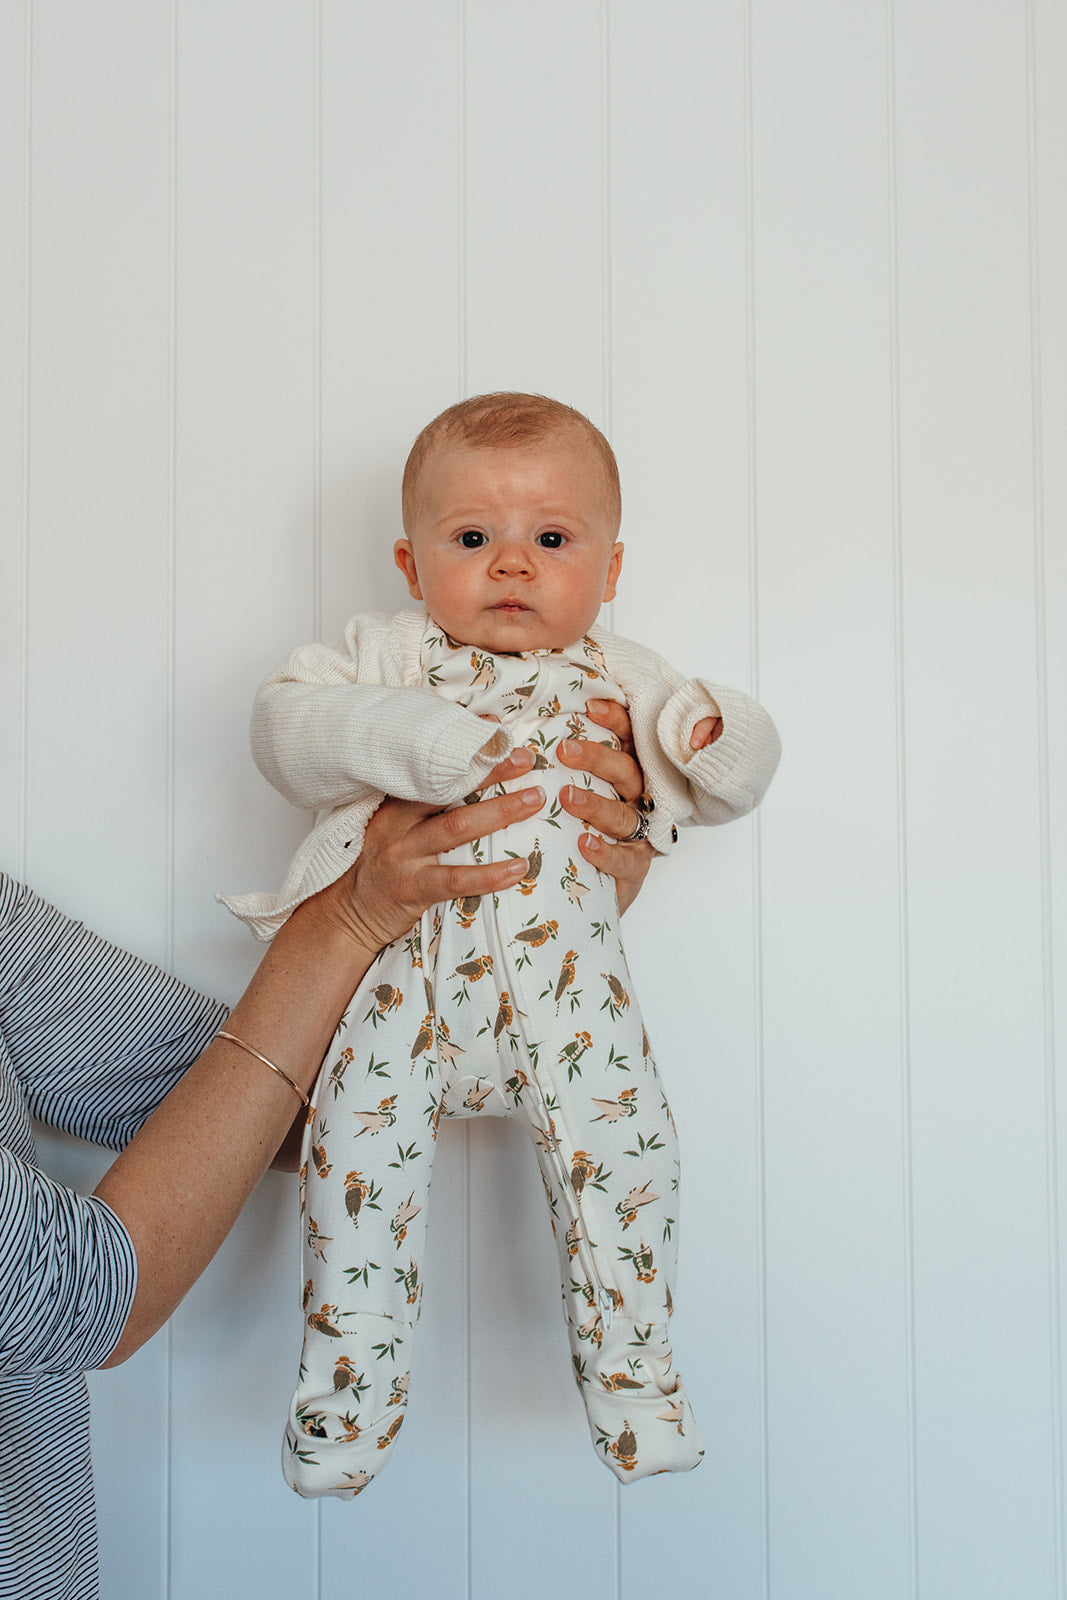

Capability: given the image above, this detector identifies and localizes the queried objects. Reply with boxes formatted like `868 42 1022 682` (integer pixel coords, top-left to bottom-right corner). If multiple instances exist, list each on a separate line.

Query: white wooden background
1 2 1064 1597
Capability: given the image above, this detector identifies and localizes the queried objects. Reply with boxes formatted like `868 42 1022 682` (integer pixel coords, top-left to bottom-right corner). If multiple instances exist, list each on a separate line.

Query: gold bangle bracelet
216 1030 311 1111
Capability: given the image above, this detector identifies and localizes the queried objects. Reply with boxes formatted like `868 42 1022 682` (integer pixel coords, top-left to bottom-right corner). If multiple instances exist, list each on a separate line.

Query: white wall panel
2 2 1065 1597
23 0 173 959
893 2 1056 1596
318 2 465 642
464 0 607 420
749 2 915 1595
1036 3 1067 1581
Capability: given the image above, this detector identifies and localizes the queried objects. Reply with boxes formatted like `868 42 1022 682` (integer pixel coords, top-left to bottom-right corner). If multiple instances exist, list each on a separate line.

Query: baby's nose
491 542 532 575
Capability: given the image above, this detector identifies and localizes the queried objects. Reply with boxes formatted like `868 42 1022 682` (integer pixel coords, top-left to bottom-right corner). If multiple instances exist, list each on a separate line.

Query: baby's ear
602 542 624 603
394 540 423 599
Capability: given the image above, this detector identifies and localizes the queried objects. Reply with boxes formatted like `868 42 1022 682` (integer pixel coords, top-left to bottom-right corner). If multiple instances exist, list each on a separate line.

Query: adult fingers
413 782 544 857
558 781 646 841
577 831 654 916
557 738 645 804
338 786 544 951
585 697 637 758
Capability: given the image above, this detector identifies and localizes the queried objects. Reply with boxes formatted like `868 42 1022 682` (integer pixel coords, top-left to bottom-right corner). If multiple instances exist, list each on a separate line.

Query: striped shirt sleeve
0 874 227 1151
0 1151 136 1379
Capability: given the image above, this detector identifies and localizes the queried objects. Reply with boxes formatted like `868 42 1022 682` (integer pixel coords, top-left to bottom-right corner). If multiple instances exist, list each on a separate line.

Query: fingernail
558 739 574 758
502 856 527 879
587 699 608 713
521 786 545 808
506 748 531 769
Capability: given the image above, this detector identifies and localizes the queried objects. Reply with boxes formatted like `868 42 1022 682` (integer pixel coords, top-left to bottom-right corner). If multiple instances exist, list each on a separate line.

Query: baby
221 392 780 1496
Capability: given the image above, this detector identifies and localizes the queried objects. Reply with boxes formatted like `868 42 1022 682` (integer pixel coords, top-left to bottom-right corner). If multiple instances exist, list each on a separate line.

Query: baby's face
394 432 623 653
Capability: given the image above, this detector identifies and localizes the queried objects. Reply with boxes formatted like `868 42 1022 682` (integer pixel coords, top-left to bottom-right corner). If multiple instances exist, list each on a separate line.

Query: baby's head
394 392 624 653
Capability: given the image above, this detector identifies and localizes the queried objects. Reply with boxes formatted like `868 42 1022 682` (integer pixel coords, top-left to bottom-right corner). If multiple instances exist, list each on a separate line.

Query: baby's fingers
690 715 723 750
476 745 534 791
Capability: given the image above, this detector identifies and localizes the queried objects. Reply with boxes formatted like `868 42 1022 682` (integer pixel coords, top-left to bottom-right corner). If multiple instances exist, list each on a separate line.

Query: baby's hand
690 715 724 750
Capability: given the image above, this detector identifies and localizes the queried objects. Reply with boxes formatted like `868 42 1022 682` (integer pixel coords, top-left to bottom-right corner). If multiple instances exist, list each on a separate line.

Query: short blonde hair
401 392 622 535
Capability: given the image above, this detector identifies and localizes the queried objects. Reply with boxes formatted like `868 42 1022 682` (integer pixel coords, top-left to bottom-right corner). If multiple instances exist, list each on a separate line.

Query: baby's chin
435 610 594 654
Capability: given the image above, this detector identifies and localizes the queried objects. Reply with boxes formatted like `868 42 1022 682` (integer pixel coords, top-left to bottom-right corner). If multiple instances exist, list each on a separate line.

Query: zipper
491 652 619 1336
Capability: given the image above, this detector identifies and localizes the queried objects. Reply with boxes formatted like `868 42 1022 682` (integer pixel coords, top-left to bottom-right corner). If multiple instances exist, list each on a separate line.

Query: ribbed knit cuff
426 708 514 799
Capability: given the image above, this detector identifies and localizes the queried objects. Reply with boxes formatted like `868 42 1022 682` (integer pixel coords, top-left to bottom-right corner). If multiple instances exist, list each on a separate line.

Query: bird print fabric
284 627 704 1496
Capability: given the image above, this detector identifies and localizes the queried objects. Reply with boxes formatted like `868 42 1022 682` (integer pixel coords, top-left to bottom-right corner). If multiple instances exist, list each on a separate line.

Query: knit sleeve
656 679 782 825
0 1151 136 1377
0 874 227 1151
251 615 513 812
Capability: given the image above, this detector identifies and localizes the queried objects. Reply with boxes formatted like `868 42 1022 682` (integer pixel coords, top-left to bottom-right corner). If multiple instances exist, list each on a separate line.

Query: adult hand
309 747 544 956
556 698 654 916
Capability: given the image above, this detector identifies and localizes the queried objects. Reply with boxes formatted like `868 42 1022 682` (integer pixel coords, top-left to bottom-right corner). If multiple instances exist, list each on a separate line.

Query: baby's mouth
492 601 530 613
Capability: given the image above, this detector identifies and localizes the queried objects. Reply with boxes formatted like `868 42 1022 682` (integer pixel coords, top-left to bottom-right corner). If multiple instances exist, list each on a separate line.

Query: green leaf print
624 1130 665 1159
343 1260 381 1288
388 1141 423 1170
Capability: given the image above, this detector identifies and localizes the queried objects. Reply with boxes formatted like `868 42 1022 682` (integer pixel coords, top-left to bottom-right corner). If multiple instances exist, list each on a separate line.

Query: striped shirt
0 874 226 1600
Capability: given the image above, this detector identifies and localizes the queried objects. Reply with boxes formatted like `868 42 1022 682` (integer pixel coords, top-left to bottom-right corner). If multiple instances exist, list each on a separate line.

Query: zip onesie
222 612 782 1496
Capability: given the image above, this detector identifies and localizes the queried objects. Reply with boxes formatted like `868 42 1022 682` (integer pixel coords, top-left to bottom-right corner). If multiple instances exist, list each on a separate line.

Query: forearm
95 766 548 1365
253 681 511 810
94 896 379 1364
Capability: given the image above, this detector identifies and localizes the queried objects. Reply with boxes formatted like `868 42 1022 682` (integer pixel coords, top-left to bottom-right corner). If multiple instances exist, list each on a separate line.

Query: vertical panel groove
883 3 919 1594
17 0 34 879
164 0 177 987
164 0 178 1589
312 0 323 649
600 13 622 1588
1025 1 1065 1589
457 7 473 1595
313 15 326 1588
312 10 325 1592
457 0 468 402
742 4 770 1594
600 0 613 445
600 0 617 641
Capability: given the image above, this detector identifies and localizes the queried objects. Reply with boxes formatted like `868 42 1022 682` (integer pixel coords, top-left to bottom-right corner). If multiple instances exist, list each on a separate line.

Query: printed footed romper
283 627 705 1495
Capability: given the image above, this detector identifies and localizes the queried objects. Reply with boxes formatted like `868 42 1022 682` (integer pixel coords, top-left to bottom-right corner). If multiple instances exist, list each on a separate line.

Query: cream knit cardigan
219 608 781 940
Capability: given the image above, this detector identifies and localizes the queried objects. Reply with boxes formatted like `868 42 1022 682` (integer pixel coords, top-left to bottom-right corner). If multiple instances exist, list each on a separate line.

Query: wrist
281 878 384 977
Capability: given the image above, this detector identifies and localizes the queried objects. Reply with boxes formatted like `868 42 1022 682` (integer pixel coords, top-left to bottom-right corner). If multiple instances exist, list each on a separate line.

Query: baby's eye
537 530 565 549
458 529 486 548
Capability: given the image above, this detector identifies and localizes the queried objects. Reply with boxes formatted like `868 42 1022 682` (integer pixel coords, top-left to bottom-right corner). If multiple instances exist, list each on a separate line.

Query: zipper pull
599 1288 615 1332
